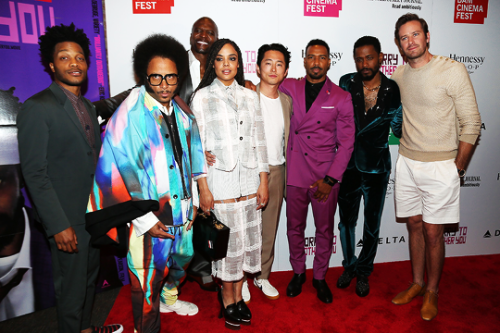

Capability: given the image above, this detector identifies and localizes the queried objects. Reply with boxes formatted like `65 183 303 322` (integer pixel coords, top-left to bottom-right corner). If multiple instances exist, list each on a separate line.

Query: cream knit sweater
392 55 481 162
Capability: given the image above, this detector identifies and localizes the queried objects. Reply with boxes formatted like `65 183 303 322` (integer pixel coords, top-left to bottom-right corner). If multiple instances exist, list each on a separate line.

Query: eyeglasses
147 73 178 86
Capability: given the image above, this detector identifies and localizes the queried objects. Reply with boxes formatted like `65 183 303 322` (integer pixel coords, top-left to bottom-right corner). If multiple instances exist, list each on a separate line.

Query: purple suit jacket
280 77 355 188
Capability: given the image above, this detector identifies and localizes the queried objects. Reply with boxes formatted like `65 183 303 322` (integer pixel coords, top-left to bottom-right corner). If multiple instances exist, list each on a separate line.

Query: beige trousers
256 164 285 279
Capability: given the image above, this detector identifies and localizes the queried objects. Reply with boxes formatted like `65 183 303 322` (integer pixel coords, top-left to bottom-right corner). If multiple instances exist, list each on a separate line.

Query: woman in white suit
190 39 269 330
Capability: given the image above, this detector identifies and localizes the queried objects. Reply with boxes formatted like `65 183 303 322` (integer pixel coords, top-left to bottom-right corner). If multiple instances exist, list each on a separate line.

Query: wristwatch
323 175 338 186
457 168 466 178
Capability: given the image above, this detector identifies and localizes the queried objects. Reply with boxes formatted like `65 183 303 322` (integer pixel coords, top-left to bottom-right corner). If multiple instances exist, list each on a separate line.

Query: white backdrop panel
104 0 500 272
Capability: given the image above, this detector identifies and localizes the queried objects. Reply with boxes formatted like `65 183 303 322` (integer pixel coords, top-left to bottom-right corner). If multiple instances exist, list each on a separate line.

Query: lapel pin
326 90 330 95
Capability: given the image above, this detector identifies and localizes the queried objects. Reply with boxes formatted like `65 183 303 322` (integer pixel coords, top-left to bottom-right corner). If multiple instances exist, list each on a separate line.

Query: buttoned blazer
255 84 293 157
339 72 402 174
17 82 102 237
280 77 355 187
190 79 268 174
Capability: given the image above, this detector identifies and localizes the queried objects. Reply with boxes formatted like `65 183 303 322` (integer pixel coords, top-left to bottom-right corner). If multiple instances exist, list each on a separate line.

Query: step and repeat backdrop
104 0 499 272
0 0 498 321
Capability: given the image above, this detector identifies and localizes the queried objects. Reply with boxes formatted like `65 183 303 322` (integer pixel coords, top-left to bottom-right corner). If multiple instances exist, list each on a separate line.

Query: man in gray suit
17 23 122 333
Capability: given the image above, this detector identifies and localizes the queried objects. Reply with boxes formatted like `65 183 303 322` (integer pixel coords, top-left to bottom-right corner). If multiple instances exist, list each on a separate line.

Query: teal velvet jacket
339 72 402 174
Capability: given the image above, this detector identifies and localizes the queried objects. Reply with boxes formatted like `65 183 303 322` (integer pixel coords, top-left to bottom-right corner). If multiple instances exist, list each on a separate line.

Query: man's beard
308 67 324 80
145 82 176 95
359 67 380 81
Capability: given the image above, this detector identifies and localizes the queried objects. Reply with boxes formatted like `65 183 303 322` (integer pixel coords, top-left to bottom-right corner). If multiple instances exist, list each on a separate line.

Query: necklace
362 81 381 92
364 96 377 101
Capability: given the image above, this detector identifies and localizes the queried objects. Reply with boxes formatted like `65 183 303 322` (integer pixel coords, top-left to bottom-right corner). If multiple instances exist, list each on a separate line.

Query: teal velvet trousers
338 168 389 276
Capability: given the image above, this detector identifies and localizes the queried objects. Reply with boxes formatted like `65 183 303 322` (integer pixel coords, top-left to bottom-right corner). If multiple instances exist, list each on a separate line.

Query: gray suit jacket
17 82 102 237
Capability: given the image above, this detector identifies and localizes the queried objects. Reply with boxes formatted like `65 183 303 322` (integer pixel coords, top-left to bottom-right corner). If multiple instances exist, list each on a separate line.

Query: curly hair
191 39 245 102
39 23 91 64
353 36 381 56
257 43 291 70
133 34 188 88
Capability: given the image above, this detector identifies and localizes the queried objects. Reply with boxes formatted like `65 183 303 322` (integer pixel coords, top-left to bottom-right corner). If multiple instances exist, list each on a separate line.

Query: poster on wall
0 0 119 322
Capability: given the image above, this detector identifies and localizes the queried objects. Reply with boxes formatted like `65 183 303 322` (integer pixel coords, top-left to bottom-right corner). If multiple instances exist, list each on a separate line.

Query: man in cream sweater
390 14 481 321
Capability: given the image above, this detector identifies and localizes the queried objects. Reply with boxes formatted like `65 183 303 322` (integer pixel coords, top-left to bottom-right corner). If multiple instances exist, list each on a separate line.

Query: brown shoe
421 290 438 321
391 282 426 305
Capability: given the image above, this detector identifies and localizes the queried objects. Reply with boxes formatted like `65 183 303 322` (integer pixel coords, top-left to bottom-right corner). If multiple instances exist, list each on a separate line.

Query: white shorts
394 155 460 224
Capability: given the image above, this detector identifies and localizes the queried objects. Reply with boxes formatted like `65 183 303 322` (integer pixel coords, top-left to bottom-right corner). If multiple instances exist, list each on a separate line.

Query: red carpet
105 255 500 332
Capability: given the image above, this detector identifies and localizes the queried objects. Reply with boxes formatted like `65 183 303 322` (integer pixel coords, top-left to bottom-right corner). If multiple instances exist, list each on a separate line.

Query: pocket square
321 106 335 109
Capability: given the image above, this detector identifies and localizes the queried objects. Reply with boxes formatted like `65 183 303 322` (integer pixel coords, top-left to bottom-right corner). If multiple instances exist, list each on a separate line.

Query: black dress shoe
312 278 333 304
286 273 306 297
355 275 370 297
218 288 241 330
336 269 356 289
236 300 251 325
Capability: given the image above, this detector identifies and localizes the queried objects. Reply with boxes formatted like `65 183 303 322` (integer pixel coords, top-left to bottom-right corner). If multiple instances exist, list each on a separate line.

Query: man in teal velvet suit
337 36 402 297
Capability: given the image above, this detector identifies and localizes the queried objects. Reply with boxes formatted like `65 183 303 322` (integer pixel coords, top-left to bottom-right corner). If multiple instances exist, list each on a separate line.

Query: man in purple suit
280 39 355 304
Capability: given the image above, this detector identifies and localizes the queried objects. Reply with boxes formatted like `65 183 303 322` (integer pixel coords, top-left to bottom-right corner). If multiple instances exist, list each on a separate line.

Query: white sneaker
254 278 280 300
159 299 199 316
242 280 251 304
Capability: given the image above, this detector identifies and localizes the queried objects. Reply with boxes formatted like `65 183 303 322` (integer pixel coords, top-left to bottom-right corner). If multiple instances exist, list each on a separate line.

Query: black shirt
305 79 326 112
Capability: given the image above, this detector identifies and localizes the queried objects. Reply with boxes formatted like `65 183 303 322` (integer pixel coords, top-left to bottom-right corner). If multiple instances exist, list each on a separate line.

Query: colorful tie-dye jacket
86 86 206 243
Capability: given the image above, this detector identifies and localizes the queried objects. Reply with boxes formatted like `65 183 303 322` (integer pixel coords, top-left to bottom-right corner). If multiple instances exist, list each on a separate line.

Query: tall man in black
337 36 402 297
17 24 122 333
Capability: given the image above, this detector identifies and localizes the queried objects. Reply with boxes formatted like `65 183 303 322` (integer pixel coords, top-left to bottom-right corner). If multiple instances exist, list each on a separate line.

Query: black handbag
192 211 230 261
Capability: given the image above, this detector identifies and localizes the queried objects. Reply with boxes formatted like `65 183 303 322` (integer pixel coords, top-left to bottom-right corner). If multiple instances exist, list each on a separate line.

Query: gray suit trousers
48 224 99 332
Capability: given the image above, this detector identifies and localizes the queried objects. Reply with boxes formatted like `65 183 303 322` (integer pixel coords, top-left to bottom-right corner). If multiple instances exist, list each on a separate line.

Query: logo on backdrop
368 0 423 11
357 235 406 247
304 0 342 18
132 0 175 14
483 230 500 238
243 50 257 74
444 226 467 245
461 175 481 188
301 50 343 67
380 53 405 77
454 0 489 24
0 0 55 45
380 51 402 147
305 235 337 255
386 178 395 198
449 54 485 75
231 0 266 2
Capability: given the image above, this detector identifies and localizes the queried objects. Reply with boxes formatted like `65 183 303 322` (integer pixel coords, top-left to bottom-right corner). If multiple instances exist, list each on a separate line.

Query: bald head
190 17 218 55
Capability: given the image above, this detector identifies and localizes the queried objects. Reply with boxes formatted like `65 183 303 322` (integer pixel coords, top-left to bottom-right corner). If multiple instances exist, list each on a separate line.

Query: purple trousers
286 184 339 280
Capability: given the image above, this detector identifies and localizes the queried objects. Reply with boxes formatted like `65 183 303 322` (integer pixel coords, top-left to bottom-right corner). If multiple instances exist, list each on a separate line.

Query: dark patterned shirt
58 84 97 165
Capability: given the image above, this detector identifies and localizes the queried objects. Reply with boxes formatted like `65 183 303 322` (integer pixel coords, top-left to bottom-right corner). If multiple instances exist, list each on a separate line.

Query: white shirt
188 50 202 90
0 208 34 321
260 93 285 166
